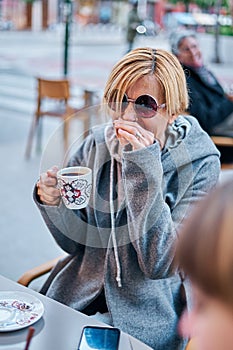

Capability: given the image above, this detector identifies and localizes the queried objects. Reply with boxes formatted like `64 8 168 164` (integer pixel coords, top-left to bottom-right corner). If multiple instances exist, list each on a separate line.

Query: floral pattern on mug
58 178 91 207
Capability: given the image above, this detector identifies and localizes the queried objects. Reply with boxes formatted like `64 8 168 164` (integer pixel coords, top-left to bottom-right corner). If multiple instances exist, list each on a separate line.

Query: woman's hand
113 120 155 150
37 166 61 206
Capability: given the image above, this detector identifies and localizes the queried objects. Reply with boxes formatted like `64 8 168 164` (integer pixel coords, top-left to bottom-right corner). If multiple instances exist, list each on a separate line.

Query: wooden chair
25 77 80 159
211 136 233 170
17 255 63 287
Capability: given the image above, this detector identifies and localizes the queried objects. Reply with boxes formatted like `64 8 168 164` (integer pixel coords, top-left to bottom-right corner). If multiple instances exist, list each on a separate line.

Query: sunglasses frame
108 91 166 118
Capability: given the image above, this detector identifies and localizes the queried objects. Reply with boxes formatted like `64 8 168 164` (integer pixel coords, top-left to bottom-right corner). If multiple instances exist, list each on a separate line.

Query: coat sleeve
121 142 220 279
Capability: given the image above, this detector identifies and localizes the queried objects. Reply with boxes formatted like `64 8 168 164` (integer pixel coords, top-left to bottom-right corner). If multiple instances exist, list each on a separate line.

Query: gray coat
35 116 220 350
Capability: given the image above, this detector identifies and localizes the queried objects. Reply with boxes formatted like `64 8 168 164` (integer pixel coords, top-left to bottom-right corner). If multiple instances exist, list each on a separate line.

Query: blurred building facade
0 0 166 30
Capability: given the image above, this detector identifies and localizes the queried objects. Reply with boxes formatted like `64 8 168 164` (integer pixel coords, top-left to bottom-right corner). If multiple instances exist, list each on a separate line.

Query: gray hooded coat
35 115 220 350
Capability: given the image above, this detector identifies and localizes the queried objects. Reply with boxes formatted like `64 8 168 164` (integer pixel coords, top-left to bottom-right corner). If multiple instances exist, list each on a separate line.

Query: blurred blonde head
103 47 189 117
176 180 233 308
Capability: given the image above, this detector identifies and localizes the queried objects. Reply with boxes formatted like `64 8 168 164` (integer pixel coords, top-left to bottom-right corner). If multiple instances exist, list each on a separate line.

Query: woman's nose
188 45 199 55
189 48 197 56
120 102 137 122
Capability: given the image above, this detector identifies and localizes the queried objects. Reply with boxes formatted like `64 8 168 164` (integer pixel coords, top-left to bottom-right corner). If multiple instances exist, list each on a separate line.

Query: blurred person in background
170 31 233 163
35 47 220 350
175 180 233 350
125 0 141 53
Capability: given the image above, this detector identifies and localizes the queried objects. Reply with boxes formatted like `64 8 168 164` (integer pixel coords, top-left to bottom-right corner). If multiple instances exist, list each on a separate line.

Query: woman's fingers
114 120 152 140
117 128 150 150
47 165 59 178
37 187 60 206
114 121 154 149
37 166 61 206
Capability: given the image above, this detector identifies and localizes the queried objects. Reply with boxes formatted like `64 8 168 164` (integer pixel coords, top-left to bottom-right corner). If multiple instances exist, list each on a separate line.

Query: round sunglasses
108 90 166 118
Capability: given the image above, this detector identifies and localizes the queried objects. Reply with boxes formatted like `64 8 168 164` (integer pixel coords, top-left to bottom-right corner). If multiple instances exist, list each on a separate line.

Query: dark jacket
183 64 233 135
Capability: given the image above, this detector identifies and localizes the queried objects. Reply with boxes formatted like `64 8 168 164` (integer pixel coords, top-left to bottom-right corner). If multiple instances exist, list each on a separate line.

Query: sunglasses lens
135 95 158 117
121 93 128 113
108 91 159 118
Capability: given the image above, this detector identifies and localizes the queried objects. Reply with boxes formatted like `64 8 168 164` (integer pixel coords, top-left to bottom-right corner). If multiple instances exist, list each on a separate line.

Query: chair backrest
211 135 233 147
37 77 70 100
211 135 233 169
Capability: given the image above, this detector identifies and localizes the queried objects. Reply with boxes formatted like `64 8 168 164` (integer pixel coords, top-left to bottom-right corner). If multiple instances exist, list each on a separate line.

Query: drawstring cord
109 157 122 288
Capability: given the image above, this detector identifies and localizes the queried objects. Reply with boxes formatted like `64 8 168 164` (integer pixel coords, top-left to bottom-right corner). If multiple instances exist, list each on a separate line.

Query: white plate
0 291 44 331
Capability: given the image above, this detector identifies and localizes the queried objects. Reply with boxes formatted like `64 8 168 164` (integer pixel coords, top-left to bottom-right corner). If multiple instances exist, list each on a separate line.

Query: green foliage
168 0 190 5
219 25 233 35
21 0 34 3
195 0 215 10
167 0 230 12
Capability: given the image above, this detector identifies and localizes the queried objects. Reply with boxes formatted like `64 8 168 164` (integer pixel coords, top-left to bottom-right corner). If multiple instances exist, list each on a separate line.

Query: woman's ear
168 114 177 124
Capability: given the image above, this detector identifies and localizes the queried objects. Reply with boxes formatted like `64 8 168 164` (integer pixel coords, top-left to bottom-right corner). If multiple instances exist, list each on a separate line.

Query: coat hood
161 115 220 173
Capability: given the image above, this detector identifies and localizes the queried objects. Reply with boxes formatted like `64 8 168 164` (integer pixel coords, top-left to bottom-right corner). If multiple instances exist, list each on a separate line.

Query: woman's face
112 75 176 150
177 36 203 68
179 285 233 350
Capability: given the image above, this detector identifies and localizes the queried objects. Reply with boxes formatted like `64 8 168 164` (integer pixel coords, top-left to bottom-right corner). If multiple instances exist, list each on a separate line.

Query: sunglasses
108 90 166 118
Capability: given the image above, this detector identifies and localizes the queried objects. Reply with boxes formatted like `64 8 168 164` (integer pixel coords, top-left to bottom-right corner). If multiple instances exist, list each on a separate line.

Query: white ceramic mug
57 166 92 210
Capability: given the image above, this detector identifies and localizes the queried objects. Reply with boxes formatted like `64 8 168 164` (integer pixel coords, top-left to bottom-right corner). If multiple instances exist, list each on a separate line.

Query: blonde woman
35 48 220 349
175 180 233 350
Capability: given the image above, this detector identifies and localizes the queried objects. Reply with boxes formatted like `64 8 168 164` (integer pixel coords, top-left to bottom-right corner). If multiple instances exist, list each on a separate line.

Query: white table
0 275 152 350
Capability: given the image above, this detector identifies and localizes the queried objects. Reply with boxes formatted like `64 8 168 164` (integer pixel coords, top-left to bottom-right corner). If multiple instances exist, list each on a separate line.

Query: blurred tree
168 0 190 12
213 0 222 63
63 0 73 76
168 0 230 12
168 0 232 63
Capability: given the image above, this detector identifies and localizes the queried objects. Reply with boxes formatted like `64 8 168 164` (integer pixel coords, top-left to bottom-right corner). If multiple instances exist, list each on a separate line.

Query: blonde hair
103 47 189 116
175 180 233 308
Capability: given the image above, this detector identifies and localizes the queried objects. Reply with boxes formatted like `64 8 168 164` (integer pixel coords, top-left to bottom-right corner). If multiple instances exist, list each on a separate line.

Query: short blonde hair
103 47 189 116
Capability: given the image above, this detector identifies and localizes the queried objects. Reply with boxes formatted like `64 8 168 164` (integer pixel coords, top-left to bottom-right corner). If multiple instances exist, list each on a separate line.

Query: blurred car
163 12 197 31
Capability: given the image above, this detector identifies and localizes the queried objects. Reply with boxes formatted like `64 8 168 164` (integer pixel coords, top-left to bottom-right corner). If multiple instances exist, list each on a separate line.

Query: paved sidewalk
1 27 233 88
